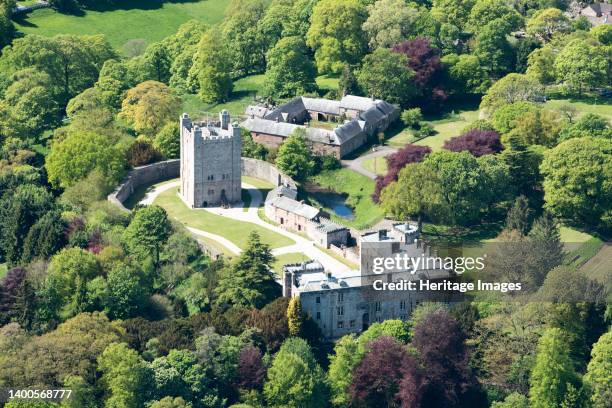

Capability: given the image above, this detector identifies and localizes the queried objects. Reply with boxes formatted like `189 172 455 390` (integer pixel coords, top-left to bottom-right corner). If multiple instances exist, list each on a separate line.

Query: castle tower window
337 321 344 329
375 301 381 312
337 306 344 316
316 312 320 320
316 296 320 304
338 293 344 302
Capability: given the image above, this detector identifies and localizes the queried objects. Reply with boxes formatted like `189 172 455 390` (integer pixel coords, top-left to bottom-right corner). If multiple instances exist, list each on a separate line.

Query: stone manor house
242 94 399 158
179 110 242 208
283 224 457 339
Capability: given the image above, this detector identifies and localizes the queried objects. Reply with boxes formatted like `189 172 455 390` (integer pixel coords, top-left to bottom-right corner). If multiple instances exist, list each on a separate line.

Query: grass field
387 109 480 150
154 187 294 249
545 99 612 120
15 0 230 50
0 263 6 279
362 156 388 175
272 252 309 275
182 74 266 118
310 168 384 230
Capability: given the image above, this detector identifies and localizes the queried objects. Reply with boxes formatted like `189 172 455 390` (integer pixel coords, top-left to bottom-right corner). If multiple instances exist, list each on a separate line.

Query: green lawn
545 99 612 120
196 235 236 258
310 168 384 230
316 75 340 92
0 263 7 279
361 156 388 175
181 74 266 118
388 109 480 150
182 74 342 118
272 252 309 275
15 0 230 50
154 187 294 249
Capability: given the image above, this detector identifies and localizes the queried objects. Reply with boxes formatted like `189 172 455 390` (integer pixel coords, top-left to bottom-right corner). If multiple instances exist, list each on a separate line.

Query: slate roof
339 95 378 112
333 120 365 144
245 105 271 118
242 118 341 145
267 195 320 219
316 218 348 233
302 97 341 115
266 185 298 202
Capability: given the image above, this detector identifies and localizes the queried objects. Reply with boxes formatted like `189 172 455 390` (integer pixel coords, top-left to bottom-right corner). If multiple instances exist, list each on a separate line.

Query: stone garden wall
241 157 298 190
108 157 297 210
108 159 180 211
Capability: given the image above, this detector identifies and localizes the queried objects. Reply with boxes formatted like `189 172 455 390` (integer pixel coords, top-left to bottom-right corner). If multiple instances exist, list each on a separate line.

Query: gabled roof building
243 95 399 158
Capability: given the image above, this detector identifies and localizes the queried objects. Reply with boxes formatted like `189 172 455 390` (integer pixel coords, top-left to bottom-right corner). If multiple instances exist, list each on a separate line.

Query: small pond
305 183 355 220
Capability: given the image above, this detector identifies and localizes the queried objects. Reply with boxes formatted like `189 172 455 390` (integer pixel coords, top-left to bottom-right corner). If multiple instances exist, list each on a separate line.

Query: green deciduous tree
362 0 420 49
122 205 172 266
143 42 172 84
154 122 180 159
46 248 100 316
504 109 566 147
45 130 126 189
529 328 580 408
431 0 475 30
263 36 317 98
584 331 612 408
444 54 492 95
491 101 539 134
264 337 328 407
468 0 523 34
275 129 315 181
554 39 609 95
327 334 360 407
526 8 571 43
480 73 544 114
306 0 368 73
222 0 268 75
191 29 233 103
540 137 611 231
357 48 416 106
98 342 153 408
120 81 181 136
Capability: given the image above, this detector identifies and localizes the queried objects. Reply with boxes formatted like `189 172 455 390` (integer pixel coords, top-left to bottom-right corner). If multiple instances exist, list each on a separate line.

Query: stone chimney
283 270 293 297
219 109 230 130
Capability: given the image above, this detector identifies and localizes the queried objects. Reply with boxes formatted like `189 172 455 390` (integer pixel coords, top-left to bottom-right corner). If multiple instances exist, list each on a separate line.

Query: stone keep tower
179 110 242 207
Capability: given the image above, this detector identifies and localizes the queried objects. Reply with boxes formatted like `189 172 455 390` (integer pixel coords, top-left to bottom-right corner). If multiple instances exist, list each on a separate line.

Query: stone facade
180 111 242 208
283 226 457 339
264 186 350 248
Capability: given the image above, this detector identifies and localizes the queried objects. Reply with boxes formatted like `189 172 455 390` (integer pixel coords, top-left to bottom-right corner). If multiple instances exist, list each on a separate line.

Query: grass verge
309 168 384 230
154 187 294 249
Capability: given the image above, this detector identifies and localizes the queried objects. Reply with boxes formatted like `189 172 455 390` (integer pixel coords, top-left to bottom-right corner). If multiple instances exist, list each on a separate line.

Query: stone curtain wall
241 157 298 190
108 157 297 210
108 159 180 211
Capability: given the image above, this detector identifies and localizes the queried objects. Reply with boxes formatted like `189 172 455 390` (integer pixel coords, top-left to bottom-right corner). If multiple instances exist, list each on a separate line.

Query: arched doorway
362 313 369 331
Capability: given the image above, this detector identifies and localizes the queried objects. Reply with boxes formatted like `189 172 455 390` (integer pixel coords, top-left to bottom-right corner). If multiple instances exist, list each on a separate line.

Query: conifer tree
286 297 303 337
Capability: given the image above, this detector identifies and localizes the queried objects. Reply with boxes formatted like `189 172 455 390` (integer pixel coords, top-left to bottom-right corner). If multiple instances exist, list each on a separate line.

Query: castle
179 110 242 208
